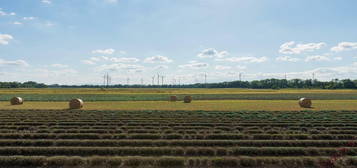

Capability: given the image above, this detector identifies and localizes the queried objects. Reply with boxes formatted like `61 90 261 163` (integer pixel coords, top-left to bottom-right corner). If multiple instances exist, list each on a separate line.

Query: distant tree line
0 81 47 88
1 79 357 89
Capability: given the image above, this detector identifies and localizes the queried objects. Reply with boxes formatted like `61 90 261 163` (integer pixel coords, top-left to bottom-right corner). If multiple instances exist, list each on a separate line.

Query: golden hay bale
69 99 84 109
183 96 192 103
169 96 178 102
10 97 23 105
299 98 312 108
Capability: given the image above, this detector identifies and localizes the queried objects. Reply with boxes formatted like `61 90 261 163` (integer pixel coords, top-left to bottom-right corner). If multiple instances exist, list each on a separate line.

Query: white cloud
174 63 357 82
23 17 36 20
0 59 29 67
197 48 229 58
41 0 52 4
276 56 300 62
179 61 209 69
113 57 139 63
215 65 231 70
236 65 247 70
333 57 342 61
0 34 13 45
279 41 326 54
96 63 144 72
82 60 96 65
92 48 115 55
218 56 267 63
12 21 23 25
102 56 139 63
331 42 357 52
82 57 102 65
89 57 101 62
82 56 139 65
50 64 68 68
35 68 78 77
0 9 16 16
253 63 357 80
305 55 331 62
144 55 173 63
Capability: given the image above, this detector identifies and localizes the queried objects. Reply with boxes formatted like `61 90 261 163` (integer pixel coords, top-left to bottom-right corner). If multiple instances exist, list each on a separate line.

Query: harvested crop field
0 100 356 111
1 88 357 101
1 109 357 167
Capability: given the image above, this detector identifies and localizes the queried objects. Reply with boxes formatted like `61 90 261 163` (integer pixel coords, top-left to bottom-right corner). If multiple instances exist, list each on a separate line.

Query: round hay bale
69 99 84 109
10 97 23 105
169 95 177 102
299 98 312 108
183 96 192 103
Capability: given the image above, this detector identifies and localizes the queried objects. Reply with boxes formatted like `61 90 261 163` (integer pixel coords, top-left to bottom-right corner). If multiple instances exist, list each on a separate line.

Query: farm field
1 88 357 167
1 100 357 111
1 110 357 167
1 88 357 102
3 88 357 94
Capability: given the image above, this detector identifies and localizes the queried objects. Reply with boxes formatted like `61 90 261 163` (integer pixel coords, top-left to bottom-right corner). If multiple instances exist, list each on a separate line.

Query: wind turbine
161 76 164 86
157 74 160 85
152 76 155 85
204 73 207 84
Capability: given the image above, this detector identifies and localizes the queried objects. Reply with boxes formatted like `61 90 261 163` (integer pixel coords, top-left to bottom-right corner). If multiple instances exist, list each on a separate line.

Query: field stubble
0 100 356 111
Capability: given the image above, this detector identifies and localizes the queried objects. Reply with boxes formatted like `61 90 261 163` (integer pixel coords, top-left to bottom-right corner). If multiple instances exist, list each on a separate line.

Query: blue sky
1 0 357 85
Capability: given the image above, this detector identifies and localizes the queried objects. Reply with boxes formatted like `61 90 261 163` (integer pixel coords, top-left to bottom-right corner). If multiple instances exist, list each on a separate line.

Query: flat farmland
0 110 357 167
3 88 357 94
0 88 357 102
0 100 357 111
1 88 357 168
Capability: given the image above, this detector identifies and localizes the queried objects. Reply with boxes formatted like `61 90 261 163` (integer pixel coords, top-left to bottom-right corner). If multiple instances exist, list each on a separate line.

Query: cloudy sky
1 0 357 85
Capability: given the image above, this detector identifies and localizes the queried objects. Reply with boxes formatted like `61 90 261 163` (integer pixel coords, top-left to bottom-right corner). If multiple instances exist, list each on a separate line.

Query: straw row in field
0 156 351 168
0 140 355 148
0 133 356 140
1 146 357 156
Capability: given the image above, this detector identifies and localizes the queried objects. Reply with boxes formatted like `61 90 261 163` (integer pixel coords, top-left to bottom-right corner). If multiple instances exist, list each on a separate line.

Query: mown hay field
1 88 357 167
2 93 357 101
0 109 357 167
0 100 357 111
1 88 357 101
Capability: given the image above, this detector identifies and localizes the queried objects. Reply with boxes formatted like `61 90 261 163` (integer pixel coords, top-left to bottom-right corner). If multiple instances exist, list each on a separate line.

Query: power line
103 73 111 88
103 74 106 86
